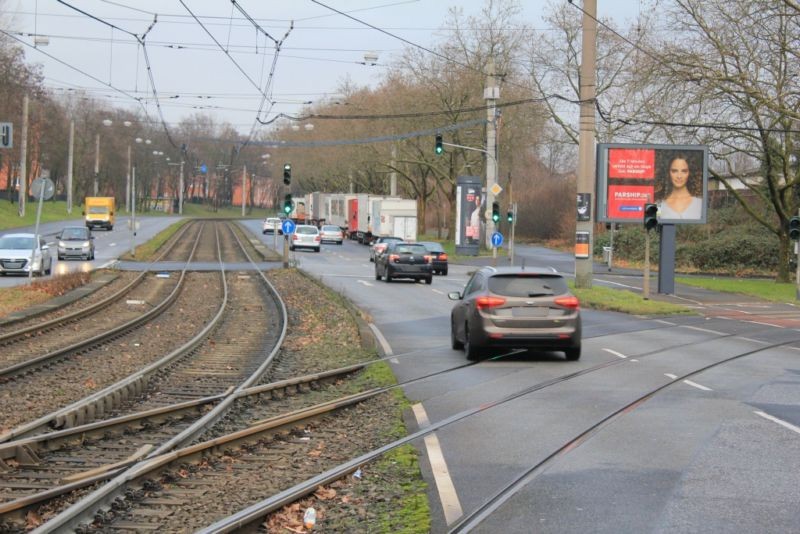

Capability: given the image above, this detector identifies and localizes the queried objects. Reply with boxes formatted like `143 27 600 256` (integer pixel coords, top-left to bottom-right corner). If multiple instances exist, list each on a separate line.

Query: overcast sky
3 0 637 134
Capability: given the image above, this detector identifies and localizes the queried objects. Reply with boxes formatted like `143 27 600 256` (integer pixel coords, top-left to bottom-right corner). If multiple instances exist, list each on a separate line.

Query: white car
262 217 283 235
289 225 321 252
319 225 344 245
0 233 53 276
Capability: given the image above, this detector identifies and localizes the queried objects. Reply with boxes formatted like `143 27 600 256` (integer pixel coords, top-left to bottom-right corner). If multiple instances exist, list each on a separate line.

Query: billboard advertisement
596 144 708 224
455 176 482 255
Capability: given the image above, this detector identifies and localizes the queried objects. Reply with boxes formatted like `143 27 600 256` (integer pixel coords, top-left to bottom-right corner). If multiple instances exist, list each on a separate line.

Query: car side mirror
42 245 49 251
56 233 62 239
448 291 462 300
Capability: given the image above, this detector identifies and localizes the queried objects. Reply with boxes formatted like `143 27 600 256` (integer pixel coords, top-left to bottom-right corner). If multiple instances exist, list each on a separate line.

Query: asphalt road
238 223 800 534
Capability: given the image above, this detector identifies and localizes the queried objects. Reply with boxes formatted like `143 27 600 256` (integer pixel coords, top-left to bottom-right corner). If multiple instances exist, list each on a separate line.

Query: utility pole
575 0 597 288
125 143 131 213
390 145 397 196
93 133 100 196
18 94 28 217
484 58 499 250
241 164 246 217
179 159 184 215
67 120 74 214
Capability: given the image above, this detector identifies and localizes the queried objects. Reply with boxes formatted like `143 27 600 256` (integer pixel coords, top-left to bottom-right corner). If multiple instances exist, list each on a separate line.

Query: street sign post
0 122 12 148
281 219 296 269
491 231 503 267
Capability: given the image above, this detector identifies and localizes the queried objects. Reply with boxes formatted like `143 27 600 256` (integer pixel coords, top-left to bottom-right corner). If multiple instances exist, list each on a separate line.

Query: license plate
511 307 547 317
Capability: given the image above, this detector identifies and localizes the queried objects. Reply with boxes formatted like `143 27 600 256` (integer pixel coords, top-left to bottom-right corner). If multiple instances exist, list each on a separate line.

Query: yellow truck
83 197 116 231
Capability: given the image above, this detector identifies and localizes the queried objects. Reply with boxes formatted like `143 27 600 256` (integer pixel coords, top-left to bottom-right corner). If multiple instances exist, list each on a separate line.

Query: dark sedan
418 241 448 275
374 242 433 284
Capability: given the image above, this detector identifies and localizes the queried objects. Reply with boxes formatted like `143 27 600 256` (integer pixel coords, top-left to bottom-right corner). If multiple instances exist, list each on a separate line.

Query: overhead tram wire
56 0 178 147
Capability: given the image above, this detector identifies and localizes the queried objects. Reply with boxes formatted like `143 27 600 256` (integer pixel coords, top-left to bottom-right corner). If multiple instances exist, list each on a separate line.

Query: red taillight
439 253 448 261
389 254 400 262
424 255 433 263
292 234 299 241
554 296 580 309
315 236 321 242
476 296 506 309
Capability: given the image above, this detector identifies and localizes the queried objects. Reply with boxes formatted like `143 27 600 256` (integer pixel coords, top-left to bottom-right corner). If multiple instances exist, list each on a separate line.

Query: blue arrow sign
491 231 503 248
281 219 296 235
200 163 207 174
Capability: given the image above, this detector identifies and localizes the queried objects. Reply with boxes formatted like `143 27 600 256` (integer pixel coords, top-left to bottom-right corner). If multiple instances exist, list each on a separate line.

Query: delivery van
83 197 115 230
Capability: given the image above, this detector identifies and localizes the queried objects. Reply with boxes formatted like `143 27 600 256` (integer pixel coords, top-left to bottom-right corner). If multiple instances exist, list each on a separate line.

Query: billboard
596 143 708 224
455 176 482 256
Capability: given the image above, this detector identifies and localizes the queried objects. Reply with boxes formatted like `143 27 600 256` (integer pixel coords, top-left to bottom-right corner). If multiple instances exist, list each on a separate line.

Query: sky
2 0 638 135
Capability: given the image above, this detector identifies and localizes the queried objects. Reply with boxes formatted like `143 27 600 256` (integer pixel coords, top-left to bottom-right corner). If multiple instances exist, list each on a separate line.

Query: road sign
490 183 502 196
200 163 207 173
0 122 12 148
491 231 503 248
30 177 55 200
281 219 296 235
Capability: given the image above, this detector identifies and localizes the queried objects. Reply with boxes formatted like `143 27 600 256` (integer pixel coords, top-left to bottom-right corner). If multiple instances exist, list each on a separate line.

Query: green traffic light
435 134 443 155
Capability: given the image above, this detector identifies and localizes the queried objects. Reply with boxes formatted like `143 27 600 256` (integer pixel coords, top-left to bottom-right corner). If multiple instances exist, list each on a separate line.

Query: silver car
319 225 344 245
289 225 321 252
57 226 95 260
0 233 53 276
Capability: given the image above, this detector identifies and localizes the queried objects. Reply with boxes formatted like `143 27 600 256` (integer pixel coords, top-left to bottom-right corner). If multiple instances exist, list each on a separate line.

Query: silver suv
449 266 581 360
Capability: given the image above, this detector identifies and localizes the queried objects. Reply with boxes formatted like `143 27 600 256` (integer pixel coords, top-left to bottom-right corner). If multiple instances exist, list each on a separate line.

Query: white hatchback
262 217 283 235
290 225 321 252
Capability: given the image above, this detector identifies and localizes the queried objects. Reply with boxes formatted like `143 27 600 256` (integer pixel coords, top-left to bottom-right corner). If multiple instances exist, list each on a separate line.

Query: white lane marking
602 348 627 359
630 359 639 362
99 260 115 269
655 319 676 326
738 337 768 344
412 404 463 525
754 410 800 435
356 280 374 287
431 288 445 295
682 325 727 335
665 373 712 391
683 380 712 391
368 323 393 357
109 242 117 247
746 321 784 329
788 346 800 352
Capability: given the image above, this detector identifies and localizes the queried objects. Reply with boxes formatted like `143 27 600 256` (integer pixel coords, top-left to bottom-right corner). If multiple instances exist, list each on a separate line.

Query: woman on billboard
655 152 703 219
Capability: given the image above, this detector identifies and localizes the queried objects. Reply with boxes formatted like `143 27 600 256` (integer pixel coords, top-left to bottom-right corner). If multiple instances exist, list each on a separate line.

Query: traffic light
491 201 500 223
435 134 443 155
283 194 293 215
507 210 513 223
283 163 292 185
643 203 658 232
790 216 800 240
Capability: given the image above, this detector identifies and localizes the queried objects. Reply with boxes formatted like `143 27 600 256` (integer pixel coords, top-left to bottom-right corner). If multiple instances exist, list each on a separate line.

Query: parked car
370 236 404 262
418 241 448 275
262 217 283 235
448 266 581 361
374 241 433 284
56 226 95 260
319 225 344 245
290 224 321 252
0 233 53 276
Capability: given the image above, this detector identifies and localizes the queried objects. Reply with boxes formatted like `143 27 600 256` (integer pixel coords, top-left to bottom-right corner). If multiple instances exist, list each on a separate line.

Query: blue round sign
281 219 296 235
491 231 504 248
200 163 207 174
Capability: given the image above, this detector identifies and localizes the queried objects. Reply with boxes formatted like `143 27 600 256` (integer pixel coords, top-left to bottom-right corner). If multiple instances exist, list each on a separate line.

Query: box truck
83 197 115 230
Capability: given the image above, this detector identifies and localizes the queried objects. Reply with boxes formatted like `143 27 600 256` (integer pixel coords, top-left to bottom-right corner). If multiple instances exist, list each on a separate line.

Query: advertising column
456 175 482 256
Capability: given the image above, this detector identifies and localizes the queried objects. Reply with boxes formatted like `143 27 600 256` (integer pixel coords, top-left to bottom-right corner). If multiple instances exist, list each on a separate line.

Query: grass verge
119 219 191 261
0 271 92 317
676 276 797 303
569 281 694 315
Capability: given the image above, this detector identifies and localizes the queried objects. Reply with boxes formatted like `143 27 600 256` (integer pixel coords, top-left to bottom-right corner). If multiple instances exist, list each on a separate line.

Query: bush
685 233 780 272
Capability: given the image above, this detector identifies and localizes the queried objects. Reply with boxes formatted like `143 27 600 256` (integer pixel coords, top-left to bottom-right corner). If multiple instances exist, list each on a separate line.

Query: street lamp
130 137 150 258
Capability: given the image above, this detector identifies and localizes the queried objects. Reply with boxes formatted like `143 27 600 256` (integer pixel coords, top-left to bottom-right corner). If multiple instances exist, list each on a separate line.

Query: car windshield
420 242 444 253
488 274 568 297
61 228 89 239
88 206 109 214
0 236 35 249
295 227 318 235
394 244 427 255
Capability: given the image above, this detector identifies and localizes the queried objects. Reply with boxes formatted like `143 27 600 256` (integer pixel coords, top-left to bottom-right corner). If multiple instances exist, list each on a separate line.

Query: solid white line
655 319 676 326
431 288 445 295
665 373 678 380
746 321 784 329
682 325 727 335
682 380 712 391
412 404 463 525
602 348 627 359
754 410 800 435
368 323 392 357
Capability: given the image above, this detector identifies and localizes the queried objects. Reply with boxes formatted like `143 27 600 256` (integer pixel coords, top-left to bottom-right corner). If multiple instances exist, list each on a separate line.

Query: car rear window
420 242 444 252
395 244 427 254
322 226 340 231
295 226 318 235
488 274 568 297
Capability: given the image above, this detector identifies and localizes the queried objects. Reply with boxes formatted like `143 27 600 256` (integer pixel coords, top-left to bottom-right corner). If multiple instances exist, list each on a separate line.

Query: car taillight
315 236 321 242
389 254 400 262
554 296 580 309
476 296 506 309
439 253 448 260
424 255 432 263
292 234 299 241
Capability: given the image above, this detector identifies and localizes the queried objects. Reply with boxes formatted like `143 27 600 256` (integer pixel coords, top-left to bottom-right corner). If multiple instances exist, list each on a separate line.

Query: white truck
369 198 418 243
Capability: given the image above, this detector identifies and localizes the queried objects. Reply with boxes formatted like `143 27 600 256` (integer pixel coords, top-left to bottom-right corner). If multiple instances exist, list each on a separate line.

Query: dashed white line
683 325 727 335
754 410 800 435
431 288 445 295
664 373 712 391
412 404 463 525
602 348 627 359
738 337 768 344
746 321 784 329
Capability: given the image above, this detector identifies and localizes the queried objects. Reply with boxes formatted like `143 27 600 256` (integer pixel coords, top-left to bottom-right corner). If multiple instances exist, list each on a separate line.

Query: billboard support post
658 224 676 294
643 231 651 300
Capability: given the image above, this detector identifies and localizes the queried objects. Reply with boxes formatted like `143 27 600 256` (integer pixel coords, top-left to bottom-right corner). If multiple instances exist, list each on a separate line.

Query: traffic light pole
643 230 650 300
